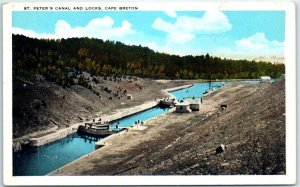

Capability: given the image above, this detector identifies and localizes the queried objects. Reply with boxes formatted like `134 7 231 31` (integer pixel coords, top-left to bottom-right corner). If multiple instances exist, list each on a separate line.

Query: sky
12 11 285 63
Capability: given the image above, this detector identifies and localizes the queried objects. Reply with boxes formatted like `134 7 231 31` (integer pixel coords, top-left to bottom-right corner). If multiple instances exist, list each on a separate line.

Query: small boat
77 122 114 136
203 90 209 95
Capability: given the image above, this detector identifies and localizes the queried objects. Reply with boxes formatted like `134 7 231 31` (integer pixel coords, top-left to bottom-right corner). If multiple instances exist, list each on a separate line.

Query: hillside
12 34 285 138
13 34 284 83
52 79 285 175
13 75 193 138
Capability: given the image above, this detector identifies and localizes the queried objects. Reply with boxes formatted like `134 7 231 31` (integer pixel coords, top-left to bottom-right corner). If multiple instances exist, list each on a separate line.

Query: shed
186 98 201 111
127 94 133 100
175 101 192 113
260 76 271 83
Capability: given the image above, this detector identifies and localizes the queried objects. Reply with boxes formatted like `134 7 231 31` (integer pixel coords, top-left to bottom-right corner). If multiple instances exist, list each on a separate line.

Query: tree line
13 34 285 86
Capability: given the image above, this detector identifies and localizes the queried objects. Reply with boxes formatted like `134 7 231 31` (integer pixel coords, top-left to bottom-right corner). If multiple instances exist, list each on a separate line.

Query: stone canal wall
99 101 159 122
16 85 187 148
29 123 82 146
13 125 59 152
28 101 159 147
162 84 193 99
163 84 193 92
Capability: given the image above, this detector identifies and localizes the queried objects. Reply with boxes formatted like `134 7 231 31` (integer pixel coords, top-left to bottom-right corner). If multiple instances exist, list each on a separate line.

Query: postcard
2 1 296 185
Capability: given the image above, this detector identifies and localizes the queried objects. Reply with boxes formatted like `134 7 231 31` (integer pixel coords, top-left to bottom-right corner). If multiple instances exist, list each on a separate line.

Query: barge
77 122 114 136
159 98 176 107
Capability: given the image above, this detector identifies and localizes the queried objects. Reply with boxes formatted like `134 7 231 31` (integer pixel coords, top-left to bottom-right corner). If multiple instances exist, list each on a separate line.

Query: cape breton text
31 6 139 11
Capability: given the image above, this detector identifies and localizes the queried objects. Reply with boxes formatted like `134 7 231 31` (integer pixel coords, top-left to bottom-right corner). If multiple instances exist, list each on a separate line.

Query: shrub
78 75 89 87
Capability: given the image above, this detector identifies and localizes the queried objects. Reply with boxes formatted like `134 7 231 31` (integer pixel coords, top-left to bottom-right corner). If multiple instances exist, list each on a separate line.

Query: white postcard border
3 1 296 185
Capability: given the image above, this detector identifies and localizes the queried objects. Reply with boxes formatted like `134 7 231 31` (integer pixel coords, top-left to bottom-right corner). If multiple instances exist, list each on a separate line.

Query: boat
159 98 176 107
77 122 115 136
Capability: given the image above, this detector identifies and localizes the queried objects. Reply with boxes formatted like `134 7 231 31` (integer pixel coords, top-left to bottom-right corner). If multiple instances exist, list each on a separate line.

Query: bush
78 76 89 87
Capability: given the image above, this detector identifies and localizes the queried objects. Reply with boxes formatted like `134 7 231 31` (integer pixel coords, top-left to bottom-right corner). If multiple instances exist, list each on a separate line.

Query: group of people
135 120 144 125
114 120 144 130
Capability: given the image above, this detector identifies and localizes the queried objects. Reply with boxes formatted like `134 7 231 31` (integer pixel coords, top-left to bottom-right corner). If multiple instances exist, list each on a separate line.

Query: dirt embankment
13 75 194 138
51 79 285 175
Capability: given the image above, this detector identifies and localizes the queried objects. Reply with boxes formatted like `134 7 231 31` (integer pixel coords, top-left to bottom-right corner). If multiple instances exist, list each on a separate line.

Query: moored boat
77 122 114 136
159 98 176 107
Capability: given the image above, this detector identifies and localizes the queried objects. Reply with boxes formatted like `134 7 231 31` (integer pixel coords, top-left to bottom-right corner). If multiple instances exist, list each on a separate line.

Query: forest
13 34 285 87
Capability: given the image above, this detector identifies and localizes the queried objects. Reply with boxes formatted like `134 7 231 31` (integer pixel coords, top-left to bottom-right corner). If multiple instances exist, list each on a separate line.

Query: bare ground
51 79 285 175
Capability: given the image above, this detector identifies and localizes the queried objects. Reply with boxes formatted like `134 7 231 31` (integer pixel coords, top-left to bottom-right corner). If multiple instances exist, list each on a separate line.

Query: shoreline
197 78 260 83
13 78 259 148
49 83 265 175
15 79 270 176
28 123 82 146
46 84 192 175
47 108 174 176
163 84 194 93
23 100 160 148
13 82 194 150
48 83 219 175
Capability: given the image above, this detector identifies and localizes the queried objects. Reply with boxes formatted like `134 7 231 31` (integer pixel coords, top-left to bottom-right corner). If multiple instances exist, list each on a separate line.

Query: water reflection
78 133 102 143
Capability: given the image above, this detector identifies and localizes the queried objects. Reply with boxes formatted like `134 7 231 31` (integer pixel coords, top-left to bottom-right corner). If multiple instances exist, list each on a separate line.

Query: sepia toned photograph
3 1 296 185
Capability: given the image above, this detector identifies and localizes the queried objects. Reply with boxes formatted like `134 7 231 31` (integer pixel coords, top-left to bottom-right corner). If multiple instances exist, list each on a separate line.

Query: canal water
13 133 101 176
109 106 169 131
170 82 224 101
13 80 260 176
13 106 170 176
170 80 260 101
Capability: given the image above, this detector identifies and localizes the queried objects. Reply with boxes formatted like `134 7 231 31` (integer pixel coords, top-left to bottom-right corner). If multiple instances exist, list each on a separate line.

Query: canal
13 80 260 176
109 106 169 131
13 106 170 176
13 133 101 176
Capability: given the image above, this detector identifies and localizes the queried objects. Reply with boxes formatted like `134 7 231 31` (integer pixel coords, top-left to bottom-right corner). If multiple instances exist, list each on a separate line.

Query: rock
32 99 42 109
216 144 227 155
221 163 230 166
13 142 22 152
221 103 228 110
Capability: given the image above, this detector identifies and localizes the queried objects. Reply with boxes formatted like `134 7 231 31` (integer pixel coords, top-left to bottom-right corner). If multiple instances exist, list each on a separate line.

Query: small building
186 98 201 111
260 76 271 83
175 101 192 113
127 94 133 100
